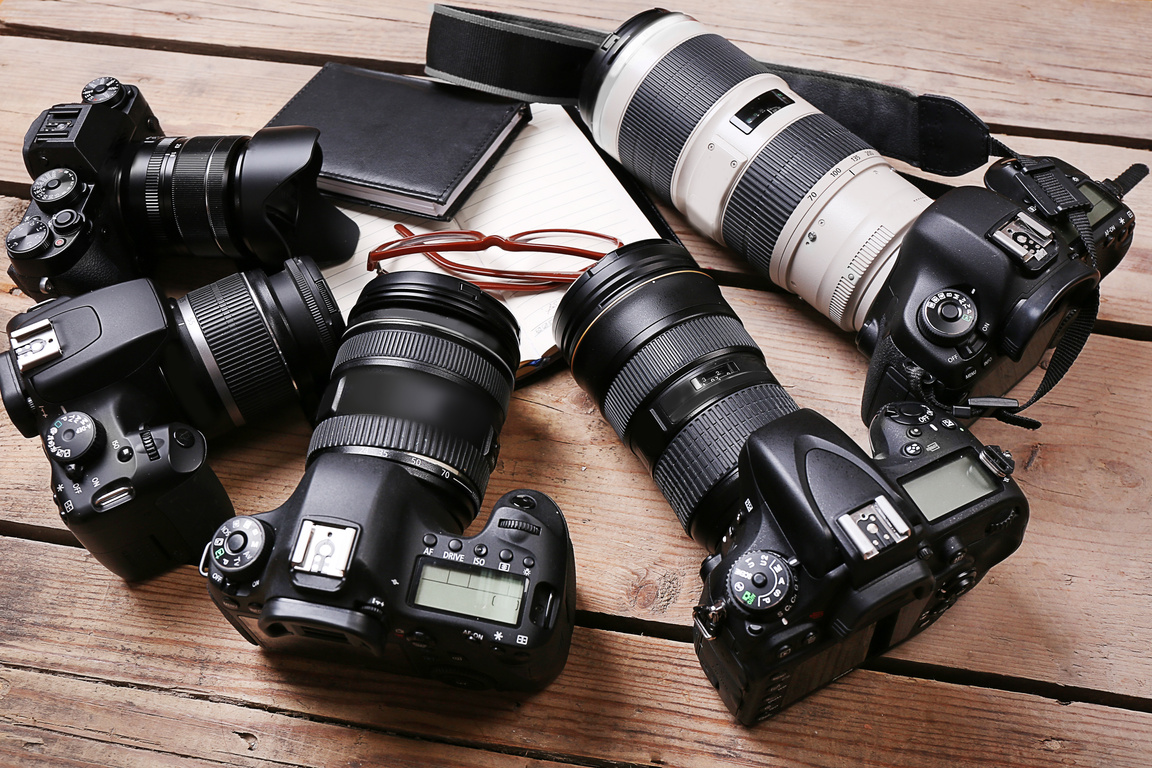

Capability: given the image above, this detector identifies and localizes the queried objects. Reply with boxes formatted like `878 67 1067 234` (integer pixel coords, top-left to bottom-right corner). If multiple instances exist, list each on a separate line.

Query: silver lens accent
173 294 244 427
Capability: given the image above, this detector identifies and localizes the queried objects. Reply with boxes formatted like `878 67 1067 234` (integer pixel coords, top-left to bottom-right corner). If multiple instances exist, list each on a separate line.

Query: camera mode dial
918 289 977 344
6 219 50 258
43 411 102 466
210 516 269 575
31 169 82 211
81 76 125 106
726 550 795 618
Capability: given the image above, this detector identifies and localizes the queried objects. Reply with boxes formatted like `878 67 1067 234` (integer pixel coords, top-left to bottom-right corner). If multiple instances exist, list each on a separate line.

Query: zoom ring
603 314 760 438
619 33 765 202
333 328 512 408
285 259 337 356
722 113 871 274
308 413 492 498
184 273 296 422
653 383 798 530
170 135 244 258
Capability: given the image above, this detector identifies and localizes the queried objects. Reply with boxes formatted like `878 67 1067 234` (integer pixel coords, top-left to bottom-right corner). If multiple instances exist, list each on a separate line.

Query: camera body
2 279 231 581
859 157 1136 421
206 471 576 691
1 257 344 580
694 402 1027 724
6 76 358 301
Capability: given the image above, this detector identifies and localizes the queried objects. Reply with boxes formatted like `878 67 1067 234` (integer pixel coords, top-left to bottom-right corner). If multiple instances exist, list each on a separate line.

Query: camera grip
860 332 914 423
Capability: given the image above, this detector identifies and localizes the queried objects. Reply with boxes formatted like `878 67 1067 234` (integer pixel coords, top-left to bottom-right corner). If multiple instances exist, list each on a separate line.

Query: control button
43 411 101 465
523 556 535 568
963 366 977 380
726 550 795 617
50 209 82 234
776 644 793 659
210 516 267 574
220 597 240 610
249 603 263 614
958 336 987 360
53 237 66 248
448 539 462 552
81 76 125 106
6 219 51 258
30 168 81 210
463 629 483 644
803 630 819 645
499 549 513 562
918 289 978 343
423 534 437 547
902 442 923 457
907 427 922 438
173 428 196 449
940 417 958 430
474 544 487 557
889 402 932 425
747 623 764 636
450 654 466 662
409 630 435 649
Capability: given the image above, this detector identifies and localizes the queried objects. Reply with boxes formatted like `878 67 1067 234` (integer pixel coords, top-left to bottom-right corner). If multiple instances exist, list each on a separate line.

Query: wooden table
0 1 1150 766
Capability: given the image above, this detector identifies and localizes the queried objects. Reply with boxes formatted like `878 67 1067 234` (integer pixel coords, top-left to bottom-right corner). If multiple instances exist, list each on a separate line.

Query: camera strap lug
693 601 726 640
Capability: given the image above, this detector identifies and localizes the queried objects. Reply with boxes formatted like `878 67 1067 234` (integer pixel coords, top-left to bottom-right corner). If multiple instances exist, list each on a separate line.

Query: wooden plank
0 667 576 768
1 0 1150 143
0 536 1151 768
0 39 1147 327
3 277 1152 700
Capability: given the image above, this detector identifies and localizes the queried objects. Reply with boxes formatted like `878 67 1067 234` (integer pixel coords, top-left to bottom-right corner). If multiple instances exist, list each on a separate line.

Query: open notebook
320 105 665 378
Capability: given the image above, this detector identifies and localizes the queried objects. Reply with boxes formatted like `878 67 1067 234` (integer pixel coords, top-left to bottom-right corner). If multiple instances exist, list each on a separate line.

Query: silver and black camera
554 241 1028 722
6 76 357 301
427 6 1146 424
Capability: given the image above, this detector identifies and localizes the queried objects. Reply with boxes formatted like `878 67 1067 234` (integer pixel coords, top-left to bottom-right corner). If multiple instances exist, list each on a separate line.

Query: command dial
918 289 978 343
210 516 268 574
726 550 795 618
31 168 81 211
6 219 50 258
81 76 125 106
43 411 102 465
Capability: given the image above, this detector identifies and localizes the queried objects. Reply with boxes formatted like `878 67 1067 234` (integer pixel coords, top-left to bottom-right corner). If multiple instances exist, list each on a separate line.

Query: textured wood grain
2 0 1150 141
0 536 1151 768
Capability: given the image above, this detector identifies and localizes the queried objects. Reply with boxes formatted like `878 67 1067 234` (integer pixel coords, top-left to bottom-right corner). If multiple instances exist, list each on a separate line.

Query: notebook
320 105 668 379
267 63 531 220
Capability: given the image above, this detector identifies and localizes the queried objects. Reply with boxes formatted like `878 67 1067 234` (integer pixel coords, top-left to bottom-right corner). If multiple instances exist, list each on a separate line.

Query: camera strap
426 5 1012 176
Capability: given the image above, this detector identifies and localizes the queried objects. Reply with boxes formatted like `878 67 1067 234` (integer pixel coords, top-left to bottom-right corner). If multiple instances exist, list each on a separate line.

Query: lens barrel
168 256 344 436
307 272 520 526
555 240 797 550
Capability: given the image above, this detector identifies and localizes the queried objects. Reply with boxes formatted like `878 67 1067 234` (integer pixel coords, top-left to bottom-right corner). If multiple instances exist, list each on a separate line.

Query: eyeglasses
368 226 623 292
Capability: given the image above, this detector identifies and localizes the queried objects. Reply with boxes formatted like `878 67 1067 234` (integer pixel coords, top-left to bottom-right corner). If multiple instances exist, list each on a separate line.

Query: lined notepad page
320 105 662 364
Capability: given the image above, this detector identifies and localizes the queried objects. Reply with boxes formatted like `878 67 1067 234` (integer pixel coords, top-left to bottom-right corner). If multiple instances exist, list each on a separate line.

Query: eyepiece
309 271 520 523
556 240 798 550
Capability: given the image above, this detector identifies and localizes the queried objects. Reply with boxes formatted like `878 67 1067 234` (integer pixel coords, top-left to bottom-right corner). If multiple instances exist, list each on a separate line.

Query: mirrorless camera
0 257 344 581
555 241 1028 722
5 76 358 301
427 6 1145 422
205 271 576 691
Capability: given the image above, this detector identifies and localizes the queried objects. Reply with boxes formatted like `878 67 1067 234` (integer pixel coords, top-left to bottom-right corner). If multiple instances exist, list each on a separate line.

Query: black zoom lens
555 241 798 550
307 272 521 527
168 256 344 437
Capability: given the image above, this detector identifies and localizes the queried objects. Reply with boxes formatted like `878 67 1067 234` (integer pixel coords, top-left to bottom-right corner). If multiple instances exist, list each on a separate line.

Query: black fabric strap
425 5 1009 174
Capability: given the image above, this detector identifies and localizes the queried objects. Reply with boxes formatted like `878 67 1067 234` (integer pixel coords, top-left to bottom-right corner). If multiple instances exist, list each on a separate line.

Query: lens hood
237 126 360 268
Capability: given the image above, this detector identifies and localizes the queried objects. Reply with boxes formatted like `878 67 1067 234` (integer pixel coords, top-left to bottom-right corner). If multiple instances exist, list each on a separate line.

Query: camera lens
167 256 345 437
580 11 931 331
555 240 797 550
121 126 335 267
306 272 520 526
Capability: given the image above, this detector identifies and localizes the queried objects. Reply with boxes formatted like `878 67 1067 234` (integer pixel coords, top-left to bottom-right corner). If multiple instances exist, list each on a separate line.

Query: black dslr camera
205 271 576 692
5 76 358 301
858 156 1144 422
0 257 344 581
555 241 1028 722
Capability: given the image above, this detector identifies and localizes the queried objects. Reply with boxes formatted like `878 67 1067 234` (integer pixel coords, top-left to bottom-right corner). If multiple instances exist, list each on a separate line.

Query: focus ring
653 383 798 530
603 314 760 437
143 137 176 245
286 258 337 357
334 327 512 408
619 33 765 203
184 273 296 422
722 113 871 274
169 135 245 259
308 413 492 497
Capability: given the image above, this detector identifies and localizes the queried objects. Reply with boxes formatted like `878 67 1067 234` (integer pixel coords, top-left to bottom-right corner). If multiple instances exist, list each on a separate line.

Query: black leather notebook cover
267 63 530 220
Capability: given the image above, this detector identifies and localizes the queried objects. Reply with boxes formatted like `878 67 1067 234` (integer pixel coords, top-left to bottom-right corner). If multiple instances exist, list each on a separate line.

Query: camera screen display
413 559 526 625
900 450 999 521
731 89 795 134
